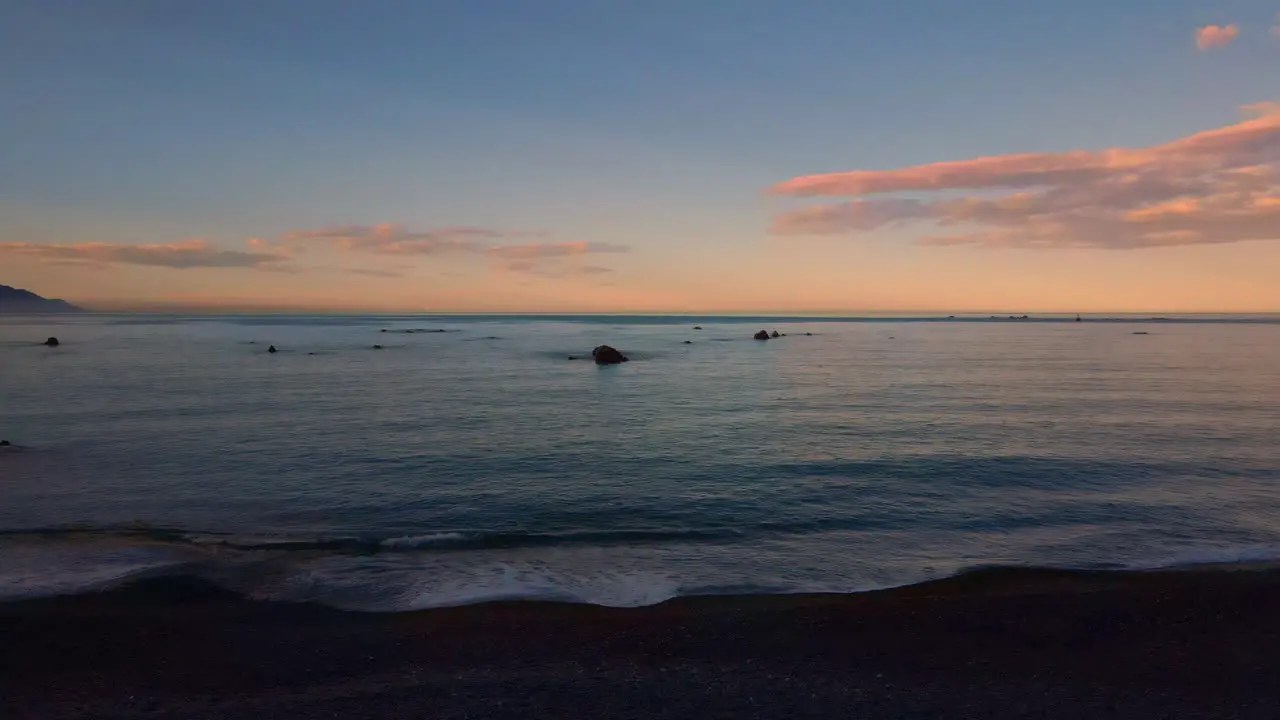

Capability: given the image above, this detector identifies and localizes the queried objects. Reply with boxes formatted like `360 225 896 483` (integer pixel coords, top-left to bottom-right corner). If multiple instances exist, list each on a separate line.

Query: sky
2 0 1279 313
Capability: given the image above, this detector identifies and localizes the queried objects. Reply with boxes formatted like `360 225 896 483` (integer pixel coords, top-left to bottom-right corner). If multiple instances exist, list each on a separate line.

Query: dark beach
5 567 1280 719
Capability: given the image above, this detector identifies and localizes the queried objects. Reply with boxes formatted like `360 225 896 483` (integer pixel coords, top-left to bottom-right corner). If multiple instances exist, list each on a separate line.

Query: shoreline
6 567 1280 719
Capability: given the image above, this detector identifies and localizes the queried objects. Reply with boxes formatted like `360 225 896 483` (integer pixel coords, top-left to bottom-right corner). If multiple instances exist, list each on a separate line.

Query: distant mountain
0 285 85 313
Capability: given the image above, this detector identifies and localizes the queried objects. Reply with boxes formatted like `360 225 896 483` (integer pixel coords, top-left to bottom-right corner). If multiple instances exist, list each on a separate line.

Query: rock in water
268 345 278 353
693 326 703 330
373 344 384 349
770 331 781 338
754 330 770 340
43 337 59 347
0 440 10 446
591 345 629 365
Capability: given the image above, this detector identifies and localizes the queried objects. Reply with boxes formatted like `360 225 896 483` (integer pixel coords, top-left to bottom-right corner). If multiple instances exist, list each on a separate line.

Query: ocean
2 313 1279 610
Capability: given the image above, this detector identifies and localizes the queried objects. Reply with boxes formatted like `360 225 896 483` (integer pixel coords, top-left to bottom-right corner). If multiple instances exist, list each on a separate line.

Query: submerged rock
683 340 693 344
591 345 629 365
43 337 59 347
373 344 384 349
753 330 771 340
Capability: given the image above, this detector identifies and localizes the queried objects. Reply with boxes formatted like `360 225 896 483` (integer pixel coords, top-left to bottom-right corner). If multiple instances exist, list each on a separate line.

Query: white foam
1134 545 1280 570
250 555 683 611
379 532 470 549
395 564 682 610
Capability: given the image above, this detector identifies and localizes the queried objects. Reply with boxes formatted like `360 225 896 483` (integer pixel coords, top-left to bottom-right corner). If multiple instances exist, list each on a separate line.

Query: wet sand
4 567 1280 719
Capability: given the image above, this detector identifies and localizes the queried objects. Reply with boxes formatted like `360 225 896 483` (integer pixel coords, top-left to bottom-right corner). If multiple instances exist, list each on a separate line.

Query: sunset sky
3 1 1279 313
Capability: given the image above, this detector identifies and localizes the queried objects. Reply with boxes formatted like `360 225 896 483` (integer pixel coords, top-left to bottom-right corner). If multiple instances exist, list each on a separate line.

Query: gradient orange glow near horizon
4 4 1280 314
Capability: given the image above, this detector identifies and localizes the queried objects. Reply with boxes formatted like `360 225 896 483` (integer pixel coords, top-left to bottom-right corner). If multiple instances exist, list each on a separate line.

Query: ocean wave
7 557 1280 612
7 523 1280 611
0 524 747 554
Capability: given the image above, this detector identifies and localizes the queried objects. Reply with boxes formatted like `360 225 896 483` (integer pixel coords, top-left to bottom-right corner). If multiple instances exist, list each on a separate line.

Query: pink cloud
770 103 1280 250
1196 24 1240 50
0 239 291 269
485 241 628 261
274 225 629 274
342 268 404 278
275 224 505 255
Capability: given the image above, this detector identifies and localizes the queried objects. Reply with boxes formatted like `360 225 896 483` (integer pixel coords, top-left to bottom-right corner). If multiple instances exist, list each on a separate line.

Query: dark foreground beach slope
4 567 1280 720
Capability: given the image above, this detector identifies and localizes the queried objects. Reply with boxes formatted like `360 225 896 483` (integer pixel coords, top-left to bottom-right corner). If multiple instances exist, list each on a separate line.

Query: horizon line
17 307 1280 318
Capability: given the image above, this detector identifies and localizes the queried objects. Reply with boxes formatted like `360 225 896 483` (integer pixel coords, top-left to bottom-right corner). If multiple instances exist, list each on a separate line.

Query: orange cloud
770 103 1280 250
0 239 291 269
1196 24 1239 50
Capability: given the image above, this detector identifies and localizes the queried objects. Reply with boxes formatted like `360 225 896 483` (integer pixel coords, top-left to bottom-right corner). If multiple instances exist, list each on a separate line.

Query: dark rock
805 332 813 336
43 337 59 347
568 355 578 360
770 331 781 338
267 345 277 354
693 326 703 330
591 345 629 365
0 440 10 446
380 329 388 333
683 340 693 344
373 345 384 349
753 330 771 340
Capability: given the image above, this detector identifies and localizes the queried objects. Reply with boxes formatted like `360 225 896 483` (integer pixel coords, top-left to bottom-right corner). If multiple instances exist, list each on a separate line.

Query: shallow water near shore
2 313 1279 609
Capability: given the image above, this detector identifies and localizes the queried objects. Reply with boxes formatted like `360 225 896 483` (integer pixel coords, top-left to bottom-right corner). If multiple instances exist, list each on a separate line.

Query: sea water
2 314 1278 609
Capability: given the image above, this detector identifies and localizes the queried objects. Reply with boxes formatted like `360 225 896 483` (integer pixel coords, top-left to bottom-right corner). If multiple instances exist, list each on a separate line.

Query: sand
4 567 1280 719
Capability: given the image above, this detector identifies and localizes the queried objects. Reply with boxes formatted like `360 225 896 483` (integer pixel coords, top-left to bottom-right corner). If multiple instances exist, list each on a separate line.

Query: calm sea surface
2 314 1279 609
